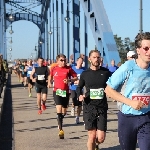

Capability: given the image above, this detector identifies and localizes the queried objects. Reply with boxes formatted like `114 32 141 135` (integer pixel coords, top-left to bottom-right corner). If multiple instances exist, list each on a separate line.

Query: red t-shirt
50 66 77 92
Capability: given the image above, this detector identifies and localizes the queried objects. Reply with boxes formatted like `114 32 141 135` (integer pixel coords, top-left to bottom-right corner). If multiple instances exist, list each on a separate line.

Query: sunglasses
143 47 150 51
130 55 136 58
60 59 66 62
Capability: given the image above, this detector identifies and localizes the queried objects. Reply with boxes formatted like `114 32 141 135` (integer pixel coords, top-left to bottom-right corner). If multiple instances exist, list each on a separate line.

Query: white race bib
28 71 32 74
90 88 104 99
132 93 150 108
38 75 45 80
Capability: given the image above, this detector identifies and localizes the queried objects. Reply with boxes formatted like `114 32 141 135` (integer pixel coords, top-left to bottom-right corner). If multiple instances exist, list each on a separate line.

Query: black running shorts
27 77 33 85
70 90 82 106
35 84 47 94
53 91 70 108
83 104 107 132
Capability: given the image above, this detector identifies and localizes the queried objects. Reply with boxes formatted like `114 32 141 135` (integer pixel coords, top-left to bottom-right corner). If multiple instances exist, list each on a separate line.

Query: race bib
90 88 104 99
56 89 66 97
28 71 32 74
132 93 150 108
38 75 45 80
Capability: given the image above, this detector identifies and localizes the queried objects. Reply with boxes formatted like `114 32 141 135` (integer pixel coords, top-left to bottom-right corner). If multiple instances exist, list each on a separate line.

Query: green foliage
114 35 135 63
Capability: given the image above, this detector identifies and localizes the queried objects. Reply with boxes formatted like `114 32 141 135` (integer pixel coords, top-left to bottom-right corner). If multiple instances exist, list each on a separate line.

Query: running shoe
95 145 99 150
71 108 75 116
58 130 64 139
75 117 80 124
38 110 42 115
29 93 32 97
41 104 46 111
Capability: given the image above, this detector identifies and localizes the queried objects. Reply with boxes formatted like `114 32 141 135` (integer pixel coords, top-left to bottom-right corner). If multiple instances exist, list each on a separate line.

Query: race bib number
90 88 104 99
132 93 150 108
56 89 66 97
28 71 32 74
38 75 45 80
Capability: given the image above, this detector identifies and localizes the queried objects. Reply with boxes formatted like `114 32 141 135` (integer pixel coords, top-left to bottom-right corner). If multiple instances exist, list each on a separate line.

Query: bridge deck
0 74 140 150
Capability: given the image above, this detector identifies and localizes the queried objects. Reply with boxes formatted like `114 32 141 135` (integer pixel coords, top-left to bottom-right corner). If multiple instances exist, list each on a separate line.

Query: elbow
104 85 112 98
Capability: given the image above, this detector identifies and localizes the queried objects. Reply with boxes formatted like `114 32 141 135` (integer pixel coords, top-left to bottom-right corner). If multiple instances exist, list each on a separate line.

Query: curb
0 74 8 123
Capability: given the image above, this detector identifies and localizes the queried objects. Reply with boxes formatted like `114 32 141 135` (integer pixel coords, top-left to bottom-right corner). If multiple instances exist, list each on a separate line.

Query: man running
70 57 84 124
76 50 111 150
20 61 27 88
48 54 77 139
30 57 49 115
105 32 150 150
25 60 33 97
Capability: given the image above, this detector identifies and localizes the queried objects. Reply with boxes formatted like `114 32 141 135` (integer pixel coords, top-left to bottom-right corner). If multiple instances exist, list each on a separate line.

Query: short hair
56 54 66 60
89 50 101 57
77 57 83 61
135 32 150 49
38 57 44 60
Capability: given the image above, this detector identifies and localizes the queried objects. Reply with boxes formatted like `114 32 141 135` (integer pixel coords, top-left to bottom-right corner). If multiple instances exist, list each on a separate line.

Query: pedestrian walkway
0 74 140 150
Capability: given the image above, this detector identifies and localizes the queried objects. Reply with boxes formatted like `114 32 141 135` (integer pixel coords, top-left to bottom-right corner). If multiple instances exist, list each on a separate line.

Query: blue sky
5 0 150 60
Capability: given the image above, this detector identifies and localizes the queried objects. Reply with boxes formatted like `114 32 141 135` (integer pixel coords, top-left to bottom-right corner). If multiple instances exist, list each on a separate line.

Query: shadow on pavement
101 145 121 150
0 74 13 150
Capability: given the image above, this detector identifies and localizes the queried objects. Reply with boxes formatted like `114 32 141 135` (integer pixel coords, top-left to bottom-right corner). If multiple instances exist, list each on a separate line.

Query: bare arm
105 85 144 110
30 68 36 82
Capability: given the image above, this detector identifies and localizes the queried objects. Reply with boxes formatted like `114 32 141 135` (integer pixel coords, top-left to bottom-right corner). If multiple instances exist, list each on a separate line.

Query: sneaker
71 108 75 116
95 145 99 150
75 117 80 124
29 93 32 97
41 104 46 111
38 110 42 115
58 130 64 139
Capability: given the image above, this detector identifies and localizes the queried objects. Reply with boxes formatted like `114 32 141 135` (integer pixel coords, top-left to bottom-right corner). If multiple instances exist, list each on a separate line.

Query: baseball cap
127 51 136 57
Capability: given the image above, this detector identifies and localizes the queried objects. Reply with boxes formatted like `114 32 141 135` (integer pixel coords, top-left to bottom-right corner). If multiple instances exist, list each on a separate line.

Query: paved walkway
0 74 140 150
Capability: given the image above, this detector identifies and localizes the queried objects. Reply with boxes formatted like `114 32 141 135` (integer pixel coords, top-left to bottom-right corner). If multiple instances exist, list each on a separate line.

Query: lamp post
48 27 61 55
140 0 143 34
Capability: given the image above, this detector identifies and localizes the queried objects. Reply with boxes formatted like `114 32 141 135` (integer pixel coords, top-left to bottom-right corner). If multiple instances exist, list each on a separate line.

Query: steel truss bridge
0 0 120 66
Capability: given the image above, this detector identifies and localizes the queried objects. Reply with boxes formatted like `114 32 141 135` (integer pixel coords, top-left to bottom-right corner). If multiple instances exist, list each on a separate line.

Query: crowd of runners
12 32 150 150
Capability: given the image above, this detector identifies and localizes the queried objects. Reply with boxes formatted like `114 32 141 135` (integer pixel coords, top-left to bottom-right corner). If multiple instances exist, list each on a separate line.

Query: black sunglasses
60 59 66 62
143 47 150 51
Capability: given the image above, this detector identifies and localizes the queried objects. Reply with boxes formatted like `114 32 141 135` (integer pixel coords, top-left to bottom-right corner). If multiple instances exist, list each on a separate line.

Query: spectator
127 51 136 60
108 59 118 75
117 62 122 67
100 57 108 68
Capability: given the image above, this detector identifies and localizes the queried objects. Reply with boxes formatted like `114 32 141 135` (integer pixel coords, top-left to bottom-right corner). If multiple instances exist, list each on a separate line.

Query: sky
5 0 150 60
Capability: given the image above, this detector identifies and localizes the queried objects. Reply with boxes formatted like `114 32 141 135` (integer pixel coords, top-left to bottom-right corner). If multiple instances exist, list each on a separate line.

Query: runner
70 57 84 124
25 60 33 97
48 54 77 139
76 50 111 150
20 61 27 88
105 32 150 150
30 57 49 115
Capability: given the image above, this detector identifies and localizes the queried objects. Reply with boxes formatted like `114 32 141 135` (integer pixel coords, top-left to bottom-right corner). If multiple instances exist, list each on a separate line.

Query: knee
97 136 105 144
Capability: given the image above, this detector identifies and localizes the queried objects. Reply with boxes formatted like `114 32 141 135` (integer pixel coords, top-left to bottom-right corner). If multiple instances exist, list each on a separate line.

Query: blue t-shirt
27 66 33 77
108 65 118 73
106 59 150 115
33 63 39 68
70 66 84 90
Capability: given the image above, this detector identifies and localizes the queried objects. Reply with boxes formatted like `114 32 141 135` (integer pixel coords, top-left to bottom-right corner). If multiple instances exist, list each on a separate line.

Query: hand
63 79 70 84
79 95 85 101
32 78 36 82
47 83 51 88
129 100 144 110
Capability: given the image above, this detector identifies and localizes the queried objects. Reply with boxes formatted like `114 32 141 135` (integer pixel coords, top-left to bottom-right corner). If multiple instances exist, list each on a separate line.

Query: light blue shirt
106 59 150 115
